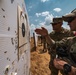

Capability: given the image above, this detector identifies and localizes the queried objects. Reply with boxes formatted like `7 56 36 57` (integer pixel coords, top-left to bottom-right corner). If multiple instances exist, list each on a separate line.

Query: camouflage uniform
48 27 74 75
55 36 76 66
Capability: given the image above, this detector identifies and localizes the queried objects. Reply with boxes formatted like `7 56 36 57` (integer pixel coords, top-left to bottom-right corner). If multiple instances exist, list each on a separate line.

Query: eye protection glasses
52 22 61 25
68 17 76 23
52 23 58 25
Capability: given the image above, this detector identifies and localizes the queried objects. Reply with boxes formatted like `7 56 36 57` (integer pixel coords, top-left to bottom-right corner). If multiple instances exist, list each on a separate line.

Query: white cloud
42 11 49 16
31 24 36 30
45 25 52 33
36 11 53 25
41 0 49 2
30 11 54 36
62 22 70 29
53 8 61 12
28 6 33 12
36 11 50 17
44 14 53 25
39 22 45 26
27 4 34 12
30 24 53 37
36 13 41 17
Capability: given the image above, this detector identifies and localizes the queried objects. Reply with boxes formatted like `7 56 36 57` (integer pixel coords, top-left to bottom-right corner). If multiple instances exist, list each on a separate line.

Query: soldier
48 17 74 75
53 9 76 75
35 8 76 75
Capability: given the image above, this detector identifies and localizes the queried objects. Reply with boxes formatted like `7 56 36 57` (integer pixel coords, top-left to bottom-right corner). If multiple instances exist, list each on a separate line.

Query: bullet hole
11 38 14 45
7 58 9 60
11 0 14 3
12 61 14 65
9 59 10 61
8 27 10 31
5 68 9 74
1 8 5 11
3 16 5 18
15 45 17 50
7 58 10 61
4 51 7 53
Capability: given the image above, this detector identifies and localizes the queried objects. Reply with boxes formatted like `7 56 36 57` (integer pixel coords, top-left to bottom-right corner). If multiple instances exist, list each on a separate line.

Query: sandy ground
30 37 62 75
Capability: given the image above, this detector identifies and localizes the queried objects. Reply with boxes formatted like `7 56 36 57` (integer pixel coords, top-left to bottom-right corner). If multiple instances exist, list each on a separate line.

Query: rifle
56 46 76 67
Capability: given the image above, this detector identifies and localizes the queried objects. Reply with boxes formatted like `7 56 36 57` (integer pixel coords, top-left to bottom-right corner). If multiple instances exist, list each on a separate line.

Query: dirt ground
30 37 62 75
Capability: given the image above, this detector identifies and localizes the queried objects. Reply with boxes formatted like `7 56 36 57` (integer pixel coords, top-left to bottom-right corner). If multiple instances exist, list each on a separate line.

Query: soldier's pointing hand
35 27 48 36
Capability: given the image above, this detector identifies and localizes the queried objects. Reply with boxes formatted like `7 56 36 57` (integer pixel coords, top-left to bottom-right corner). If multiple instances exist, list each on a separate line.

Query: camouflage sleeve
47 32 55 48
49 31 54 38
48 31 68 48
66 29 75 37
70 31 75 36
55 37 74 48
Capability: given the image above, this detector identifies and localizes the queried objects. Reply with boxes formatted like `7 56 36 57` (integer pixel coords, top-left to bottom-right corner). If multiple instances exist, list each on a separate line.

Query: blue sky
24 0 76 36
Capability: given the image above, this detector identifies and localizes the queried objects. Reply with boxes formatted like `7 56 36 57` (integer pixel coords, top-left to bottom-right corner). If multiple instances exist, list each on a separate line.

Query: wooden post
33 33 36 51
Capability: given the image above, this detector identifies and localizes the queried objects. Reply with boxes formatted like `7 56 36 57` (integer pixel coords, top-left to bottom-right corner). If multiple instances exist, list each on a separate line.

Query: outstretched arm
35 27 55 45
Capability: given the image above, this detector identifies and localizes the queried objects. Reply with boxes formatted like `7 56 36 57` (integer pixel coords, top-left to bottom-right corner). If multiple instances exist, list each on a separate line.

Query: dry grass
30 37 62 75
31 51 50 75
